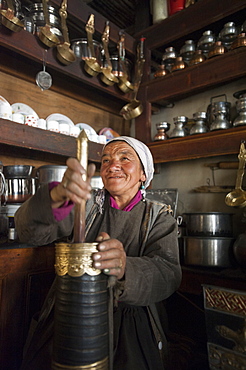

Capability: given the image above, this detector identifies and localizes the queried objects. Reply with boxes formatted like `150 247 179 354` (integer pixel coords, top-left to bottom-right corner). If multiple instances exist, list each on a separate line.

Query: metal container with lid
162 47 177 71
154 122 170 141
207 94 231 127
219 22 238 48
197 30 216 55
233 97 246 127
169 116 188 138
180 40 196 64
190 111 208 135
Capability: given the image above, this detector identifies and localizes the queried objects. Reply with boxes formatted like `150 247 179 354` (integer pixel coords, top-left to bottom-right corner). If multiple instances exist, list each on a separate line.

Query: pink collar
110 190 142 211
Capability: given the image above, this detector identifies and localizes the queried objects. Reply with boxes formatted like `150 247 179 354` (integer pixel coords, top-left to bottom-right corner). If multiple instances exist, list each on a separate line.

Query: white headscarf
105 136 154 188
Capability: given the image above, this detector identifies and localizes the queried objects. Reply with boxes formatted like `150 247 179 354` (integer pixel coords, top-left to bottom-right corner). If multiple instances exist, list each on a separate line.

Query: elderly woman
15 136 181 370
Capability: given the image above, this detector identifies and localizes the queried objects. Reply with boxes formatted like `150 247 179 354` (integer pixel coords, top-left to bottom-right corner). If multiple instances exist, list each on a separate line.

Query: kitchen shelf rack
148 126 246 163
0 119 103 164
135 0 246 150
1 119 245 166
144 47 246 106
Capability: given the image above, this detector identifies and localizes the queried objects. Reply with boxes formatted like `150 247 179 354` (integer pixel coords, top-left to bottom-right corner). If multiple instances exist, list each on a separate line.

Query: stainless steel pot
36 165 67 185
26 3 62 37
71 38 102 62
3 178 36 203
183 212 233 237
183 236 235 267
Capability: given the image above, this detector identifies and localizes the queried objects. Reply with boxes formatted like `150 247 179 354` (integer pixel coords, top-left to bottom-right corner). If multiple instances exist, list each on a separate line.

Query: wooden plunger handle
73 129 88 243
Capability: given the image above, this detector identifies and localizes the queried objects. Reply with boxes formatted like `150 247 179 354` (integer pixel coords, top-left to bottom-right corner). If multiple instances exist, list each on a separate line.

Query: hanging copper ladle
0 0 24 32
225 141 246 207
38 0 60 48
100 22 119 86
56 0 76 65
84 14 102 77
120 38 145 120
117 33 134 93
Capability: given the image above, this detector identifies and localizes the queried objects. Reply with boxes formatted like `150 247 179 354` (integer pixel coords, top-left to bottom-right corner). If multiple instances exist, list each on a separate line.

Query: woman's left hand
92 232 126 280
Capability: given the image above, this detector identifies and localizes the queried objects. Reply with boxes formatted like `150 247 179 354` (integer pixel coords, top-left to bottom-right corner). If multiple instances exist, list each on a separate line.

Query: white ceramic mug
12 113 25 124
47 120 59 132
70 126 80 137
37 118 47 130
59 122 70 135
25 115 38 127
0 103 12 120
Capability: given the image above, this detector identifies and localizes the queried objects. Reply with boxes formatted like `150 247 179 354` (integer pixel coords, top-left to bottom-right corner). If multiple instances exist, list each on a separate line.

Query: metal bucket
36 165 67 185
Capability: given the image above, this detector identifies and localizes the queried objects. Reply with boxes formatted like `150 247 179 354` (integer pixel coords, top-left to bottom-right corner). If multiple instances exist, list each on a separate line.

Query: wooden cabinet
0 245 55 370
134 0 246 160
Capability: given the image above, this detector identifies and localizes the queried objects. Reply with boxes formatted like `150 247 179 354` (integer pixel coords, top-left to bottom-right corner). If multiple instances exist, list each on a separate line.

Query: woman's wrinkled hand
50 158 96 208
93 232 126 280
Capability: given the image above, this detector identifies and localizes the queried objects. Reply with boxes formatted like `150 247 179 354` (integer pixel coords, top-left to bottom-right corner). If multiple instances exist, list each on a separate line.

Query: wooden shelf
148 126 246 163
0 119 103 163
143 48 246 105
136 0 246 51
180 266 246 296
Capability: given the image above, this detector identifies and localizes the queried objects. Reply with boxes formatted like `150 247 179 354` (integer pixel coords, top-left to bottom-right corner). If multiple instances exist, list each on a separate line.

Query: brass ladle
117 33 134 93
84 14 102 77
225 141 246 207
100 22 119 86
120 38 145 120
56 0 76 65
0 0 24 32
38 0 60 48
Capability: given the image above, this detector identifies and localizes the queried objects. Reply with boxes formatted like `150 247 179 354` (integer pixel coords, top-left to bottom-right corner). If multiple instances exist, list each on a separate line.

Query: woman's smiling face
100 141 146 198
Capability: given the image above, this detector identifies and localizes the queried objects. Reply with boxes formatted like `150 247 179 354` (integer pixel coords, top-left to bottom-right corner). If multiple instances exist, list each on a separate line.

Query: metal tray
146 188 178 217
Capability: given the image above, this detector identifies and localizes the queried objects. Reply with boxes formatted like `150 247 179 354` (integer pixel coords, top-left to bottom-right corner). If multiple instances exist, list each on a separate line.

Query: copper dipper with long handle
84 14 102 76
225 141 246 208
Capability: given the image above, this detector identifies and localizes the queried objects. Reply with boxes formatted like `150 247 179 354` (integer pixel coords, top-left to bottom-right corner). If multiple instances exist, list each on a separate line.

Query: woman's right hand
50 157 96 208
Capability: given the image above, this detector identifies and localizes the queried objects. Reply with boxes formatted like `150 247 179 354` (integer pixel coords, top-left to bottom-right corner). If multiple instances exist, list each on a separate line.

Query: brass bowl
154 64 170 78
208 41 227 58
189 50 206 65
231 33 246 50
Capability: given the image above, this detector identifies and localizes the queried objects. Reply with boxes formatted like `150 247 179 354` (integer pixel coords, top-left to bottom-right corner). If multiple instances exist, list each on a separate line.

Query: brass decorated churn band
55 242 101 277
204 285 246 316
52 356 109 370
